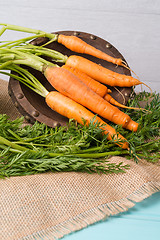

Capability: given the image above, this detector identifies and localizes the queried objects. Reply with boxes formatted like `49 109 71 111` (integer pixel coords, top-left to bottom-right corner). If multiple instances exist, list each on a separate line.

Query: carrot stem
0 23 58 41
0 65 49 97
15 44 68 63
0 33 47 48
0 26 7 36
0 48 56 72
48 150 129 158
0 136 34 153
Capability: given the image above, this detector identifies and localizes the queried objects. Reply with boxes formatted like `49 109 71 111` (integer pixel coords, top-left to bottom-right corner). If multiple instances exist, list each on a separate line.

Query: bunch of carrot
0 23 151 151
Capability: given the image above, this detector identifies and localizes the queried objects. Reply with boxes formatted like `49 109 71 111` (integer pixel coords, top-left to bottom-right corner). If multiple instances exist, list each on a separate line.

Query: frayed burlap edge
21 180 160 240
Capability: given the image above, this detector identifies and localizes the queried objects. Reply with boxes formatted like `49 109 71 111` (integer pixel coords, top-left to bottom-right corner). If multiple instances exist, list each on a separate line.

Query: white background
0 0 160 93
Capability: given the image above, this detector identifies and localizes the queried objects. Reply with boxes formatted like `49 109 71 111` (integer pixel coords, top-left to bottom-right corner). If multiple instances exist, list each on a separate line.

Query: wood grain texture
0 0 159 92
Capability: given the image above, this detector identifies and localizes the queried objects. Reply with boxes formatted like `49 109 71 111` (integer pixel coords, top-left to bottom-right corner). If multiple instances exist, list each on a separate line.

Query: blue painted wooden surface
64 192 160 240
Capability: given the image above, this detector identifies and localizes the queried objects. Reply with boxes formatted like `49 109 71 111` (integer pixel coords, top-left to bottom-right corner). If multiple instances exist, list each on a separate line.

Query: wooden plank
1 0 160 14
0 1 159 92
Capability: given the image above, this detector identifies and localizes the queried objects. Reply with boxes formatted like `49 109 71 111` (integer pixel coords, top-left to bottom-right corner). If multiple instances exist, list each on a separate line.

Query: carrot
65 55 151 90
58 34 123 66
104 94 148 111
62 65 112 97
0 23 125 66
2 65 129 149
0 38 139 131
46 91 129 149
0 23 147 89
44 66 139 132
62 65 147 112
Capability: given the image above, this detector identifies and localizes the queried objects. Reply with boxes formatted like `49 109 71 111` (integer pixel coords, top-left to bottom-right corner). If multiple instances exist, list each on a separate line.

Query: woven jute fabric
0 78 160 240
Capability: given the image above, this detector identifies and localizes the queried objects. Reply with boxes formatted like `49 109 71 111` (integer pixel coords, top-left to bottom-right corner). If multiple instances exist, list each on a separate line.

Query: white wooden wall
0 0 160 93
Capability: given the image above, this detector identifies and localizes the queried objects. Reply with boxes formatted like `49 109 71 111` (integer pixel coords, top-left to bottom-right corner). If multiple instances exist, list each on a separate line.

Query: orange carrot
58 34 123 65
65 55 143 87
46 91 129 149
104 94 148 111
62 65 147 111
62 65 111 97
44 66 139 132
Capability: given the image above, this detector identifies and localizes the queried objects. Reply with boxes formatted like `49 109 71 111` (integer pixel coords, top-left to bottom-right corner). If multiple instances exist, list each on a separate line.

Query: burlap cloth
0 78 160 240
